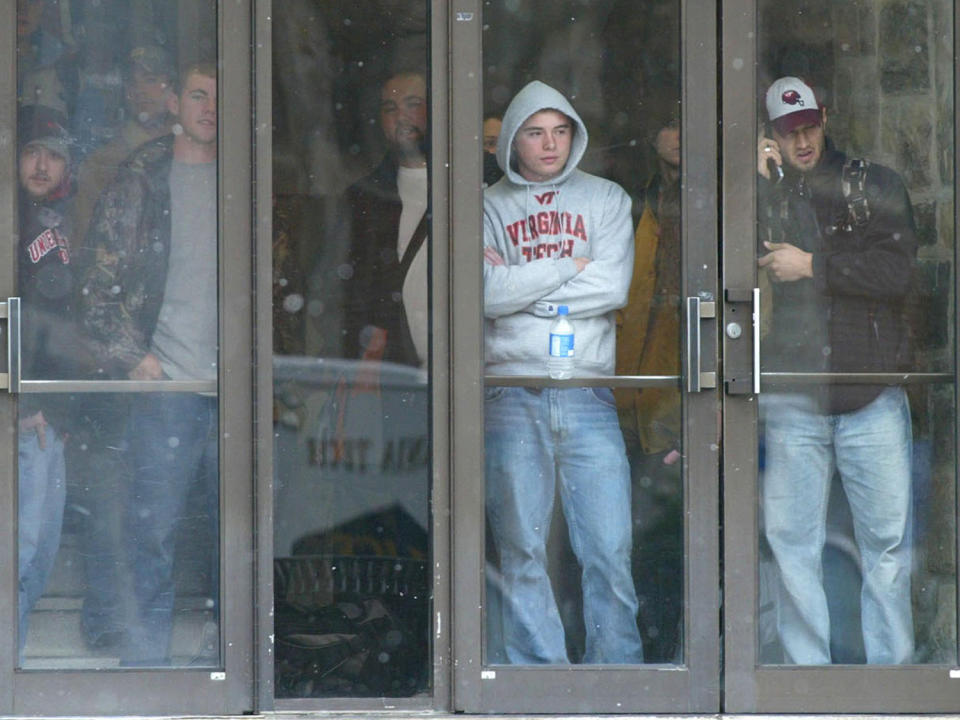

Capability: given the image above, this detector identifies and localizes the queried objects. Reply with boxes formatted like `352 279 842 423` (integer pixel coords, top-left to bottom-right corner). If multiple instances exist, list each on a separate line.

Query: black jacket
341 155 423 367
759 141 917 413
19 191 90 422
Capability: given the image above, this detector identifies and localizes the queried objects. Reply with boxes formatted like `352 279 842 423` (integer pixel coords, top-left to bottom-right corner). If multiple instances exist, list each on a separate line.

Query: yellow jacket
615 189 681 454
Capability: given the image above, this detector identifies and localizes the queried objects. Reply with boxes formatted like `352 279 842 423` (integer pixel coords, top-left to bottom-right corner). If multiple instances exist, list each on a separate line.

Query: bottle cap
557 305 569 315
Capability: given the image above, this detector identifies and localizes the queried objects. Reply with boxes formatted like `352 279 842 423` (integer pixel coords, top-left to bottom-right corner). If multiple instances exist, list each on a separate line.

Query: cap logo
782 90 804 106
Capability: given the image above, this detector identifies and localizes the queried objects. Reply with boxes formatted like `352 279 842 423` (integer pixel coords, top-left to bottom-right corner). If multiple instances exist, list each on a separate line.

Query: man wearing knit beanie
16 102 76 660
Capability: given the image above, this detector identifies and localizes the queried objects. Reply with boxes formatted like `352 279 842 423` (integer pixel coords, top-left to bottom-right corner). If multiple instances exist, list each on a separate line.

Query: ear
820 106 828 131
167 91 180 117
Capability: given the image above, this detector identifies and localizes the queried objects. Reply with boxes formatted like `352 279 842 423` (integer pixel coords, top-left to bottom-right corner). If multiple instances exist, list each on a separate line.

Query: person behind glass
81 62 219 666
68 45 176 650
483 81 643 664
757 76 917 664
72 45 175 245
16 105 76 659
342 71 429 368
17 0 69 114
616 118 681 465
482 113 504 186
613 118 682 661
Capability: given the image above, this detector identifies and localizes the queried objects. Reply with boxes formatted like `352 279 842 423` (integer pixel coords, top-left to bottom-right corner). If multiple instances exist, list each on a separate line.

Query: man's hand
483 247 506 266
129 352 164 380
758 241 813 282
20 410 48 450
573 257 591 272
758 136 783 181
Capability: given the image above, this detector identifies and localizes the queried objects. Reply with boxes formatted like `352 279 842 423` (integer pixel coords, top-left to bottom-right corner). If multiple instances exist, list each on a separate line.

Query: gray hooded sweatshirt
483 81 633 376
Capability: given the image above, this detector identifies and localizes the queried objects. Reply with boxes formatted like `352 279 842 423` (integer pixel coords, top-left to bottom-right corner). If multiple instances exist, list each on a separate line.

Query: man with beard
342 71 429 367
16 105 76 659
757 76 917 664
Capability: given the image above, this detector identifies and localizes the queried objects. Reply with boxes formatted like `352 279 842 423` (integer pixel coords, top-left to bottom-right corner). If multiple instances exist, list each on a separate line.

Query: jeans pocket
589 387 617 409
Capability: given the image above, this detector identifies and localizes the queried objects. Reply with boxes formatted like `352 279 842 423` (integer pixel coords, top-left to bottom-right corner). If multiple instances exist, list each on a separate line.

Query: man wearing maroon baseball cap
759 76 826 178
756 75 918 666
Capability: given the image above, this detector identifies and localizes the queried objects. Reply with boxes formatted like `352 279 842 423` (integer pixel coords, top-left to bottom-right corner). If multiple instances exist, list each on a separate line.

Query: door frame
450 0 722 712
0 0 254 713
721 0 960 712
254 0 453 711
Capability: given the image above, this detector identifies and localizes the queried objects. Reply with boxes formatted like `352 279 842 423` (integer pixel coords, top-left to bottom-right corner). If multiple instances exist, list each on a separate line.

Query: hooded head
496 81 588 186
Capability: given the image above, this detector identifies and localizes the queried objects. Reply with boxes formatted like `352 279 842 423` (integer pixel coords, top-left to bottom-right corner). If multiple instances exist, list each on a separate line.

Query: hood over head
496 80 588 186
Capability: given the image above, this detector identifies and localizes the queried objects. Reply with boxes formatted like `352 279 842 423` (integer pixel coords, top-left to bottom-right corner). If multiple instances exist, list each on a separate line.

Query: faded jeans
123 394 219 666
18 425 66 657
761 386 914 664
485 386 644 664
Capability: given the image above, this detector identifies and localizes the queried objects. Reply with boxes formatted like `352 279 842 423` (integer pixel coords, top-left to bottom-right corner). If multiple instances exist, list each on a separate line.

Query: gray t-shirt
150 160 218 380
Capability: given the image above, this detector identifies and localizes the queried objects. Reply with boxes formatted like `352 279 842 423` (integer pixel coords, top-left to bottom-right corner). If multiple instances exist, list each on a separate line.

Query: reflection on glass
17 0 219 668
271 0 431 698
482 0 682 666
756 0 956 666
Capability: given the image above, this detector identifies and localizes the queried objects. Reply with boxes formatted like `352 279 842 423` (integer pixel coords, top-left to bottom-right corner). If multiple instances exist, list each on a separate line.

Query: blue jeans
485 386 644 664
71 395 129 645
761 387 914 664
18 425 66 656
123 394 219 666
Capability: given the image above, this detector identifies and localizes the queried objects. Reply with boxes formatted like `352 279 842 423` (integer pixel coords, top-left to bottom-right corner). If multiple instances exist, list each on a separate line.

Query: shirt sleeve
482 207 579 318
527 184 634 318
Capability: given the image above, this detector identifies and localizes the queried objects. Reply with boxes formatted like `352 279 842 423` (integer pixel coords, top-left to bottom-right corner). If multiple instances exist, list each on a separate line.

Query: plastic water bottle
547 305 575 379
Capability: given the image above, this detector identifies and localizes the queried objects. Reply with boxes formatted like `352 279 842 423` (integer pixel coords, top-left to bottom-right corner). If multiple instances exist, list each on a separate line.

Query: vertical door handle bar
686 297 716 393
687 297 701 393
752 288 761 394
8 297 20 394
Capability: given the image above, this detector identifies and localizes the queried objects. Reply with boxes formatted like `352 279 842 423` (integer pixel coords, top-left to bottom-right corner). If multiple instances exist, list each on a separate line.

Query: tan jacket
615 200 681 454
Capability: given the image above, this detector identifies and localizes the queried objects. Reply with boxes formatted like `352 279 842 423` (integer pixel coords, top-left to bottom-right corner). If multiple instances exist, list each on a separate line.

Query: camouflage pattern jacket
80 134 174 378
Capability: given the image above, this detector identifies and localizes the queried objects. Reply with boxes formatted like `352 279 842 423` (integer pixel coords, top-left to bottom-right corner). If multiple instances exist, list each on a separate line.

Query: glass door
452 0 721 712
723 0 960 712
0 0 253 713
263 0 443 710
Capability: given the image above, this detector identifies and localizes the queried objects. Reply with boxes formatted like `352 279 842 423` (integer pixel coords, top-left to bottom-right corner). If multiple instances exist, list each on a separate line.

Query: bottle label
549 332 574 358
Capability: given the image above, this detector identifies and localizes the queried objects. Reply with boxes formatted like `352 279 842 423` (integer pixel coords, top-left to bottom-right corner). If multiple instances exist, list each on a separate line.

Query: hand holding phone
758 136 783 182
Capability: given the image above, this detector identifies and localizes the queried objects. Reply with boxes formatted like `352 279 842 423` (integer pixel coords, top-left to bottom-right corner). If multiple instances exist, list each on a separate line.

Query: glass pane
756 0 956 665
271 0 431 698
482 0 682 665
16 1 219 668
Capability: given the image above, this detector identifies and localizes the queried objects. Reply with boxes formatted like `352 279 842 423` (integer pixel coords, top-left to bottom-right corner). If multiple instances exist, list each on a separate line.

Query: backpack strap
841 158 871 229
399 211 429 281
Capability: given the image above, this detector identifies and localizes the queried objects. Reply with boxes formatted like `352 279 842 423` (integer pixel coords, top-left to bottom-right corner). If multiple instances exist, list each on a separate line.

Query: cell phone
767 157 784 182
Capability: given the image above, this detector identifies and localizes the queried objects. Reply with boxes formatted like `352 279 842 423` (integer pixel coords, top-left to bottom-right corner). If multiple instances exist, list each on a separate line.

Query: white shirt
396 166 429 367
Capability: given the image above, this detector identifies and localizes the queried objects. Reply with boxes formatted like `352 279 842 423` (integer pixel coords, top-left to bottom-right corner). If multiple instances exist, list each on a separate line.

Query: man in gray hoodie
483 81 643 664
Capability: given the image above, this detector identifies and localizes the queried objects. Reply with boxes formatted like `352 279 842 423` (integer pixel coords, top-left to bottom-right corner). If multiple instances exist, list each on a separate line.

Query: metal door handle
752 288 761 394
686 297 716 392
0 297 18 392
